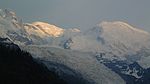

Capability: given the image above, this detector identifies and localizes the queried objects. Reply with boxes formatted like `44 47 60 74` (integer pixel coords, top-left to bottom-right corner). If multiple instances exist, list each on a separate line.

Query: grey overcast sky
0 0 150 32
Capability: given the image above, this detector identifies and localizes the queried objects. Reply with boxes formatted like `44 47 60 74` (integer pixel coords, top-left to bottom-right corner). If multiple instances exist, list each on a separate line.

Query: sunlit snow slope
1 9 150 84
0 9 126 84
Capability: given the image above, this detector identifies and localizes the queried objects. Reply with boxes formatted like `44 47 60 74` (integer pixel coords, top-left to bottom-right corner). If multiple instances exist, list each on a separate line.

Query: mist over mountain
0 9 150 84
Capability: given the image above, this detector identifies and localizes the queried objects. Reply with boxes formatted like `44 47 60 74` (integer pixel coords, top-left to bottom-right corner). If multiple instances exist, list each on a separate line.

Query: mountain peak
0 9 18 21
76 21 150 57
32 22 62 30
25 21 64 37
99 21 149 35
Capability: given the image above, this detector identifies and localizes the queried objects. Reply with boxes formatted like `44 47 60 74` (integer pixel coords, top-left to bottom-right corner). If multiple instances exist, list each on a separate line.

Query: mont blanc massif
0 9 150 84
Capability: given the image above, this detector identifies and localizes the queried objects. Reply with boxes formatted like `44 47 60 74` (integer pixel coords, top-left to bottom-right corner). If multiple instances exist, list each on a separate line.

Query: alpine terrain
0 9 150 84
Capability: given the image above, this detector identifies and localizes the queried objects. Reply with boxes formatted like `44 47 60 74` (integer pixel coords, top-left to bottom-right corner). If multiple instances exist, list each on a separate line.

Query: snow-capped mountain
69 21 150 59
0 9 126 84
24 22 80 45
0 9 31 45
64 21 150 83
1 9 150 84
0 9 80 45
64 21 150 66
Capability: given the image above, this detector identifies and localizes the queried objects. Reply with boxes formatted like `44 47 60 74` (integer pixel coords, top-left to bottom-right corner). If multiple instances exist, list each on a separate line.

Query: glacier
1 9 150 84
0 9 125 84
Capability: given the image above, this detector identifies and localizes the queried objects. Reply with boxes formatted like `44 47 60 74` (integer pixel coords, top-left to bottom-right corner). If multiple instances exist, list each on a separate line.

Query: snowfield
1 9 150 84
21 45 125 84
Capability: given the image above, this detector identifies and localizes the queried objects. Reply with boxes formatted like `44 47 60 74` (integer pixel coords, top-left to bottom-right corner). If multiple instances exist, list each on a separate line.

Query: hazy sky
0 0 150 32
